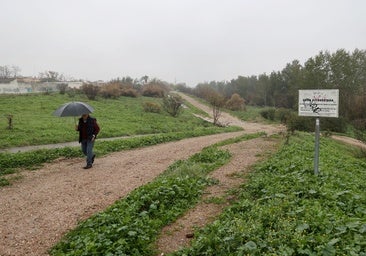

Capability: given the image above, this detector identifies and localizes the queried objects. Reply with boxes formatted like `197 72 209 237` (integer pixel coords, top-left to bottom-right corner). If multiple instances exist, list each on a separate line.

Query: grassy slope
173 133 366 255
0 93 223 148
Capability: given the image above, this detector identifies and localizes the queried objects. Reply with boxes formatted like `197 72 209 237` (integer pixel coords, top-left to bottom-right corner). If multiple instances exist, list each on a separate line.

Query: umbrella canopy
53 101 94 117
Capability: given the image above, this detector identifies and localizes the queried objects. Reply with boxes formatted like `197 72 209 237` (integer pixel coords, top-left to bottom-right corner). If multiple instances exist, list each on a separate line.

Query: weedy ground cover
49 133 265 255
172 132 366 256
0 93 226 148
49 145 233 255
229 105 272 123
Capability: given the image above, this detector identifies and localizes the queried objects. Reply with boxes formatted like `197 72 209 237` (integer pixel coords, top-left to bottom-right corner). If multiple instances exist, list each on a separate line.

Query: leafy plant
172 133 366 255
50 146 232 255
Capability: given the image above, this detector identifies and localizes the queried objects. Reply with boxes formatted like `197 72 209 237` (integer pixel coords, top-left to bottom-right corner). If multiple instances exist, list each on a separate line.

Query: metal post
314 118 320 175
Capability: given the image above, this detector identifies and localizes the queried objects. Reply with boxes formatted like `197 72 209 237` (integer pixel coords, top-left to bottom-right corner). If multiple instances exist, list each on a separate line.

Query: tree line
177 48 366 128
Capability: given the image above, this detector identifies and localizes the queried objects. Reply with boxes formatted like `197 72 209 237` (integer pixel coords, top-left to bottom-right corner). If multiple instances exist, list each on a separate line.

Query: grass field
0 93 224 148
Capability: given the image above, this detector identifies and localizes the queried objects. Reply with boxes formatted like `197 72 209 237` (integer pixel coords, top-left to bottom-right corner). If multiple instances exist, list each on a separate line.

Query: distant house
0 78 84 94
0 79 30 94
66 81 83 89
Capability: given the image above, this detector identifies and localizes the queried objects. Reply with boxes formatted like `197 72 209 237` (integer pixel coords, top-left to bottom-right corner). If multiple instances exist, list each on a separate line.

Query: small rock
186 233 194 238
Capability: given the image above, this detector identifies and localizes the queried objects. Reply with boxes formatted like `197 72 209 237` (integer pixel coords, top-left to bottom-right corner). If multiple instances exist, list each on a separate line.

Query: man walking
75 113 100 169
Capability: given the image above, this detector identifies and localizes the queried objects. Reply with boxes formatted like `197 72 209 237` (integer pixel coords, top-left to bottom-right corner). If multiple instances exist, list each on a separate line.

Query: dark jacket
77 116 100 143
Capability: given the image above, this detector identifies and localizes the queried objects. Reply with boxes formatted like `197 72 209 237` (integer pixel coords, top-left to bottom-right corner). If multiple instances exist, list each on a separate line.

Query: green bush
142 101 161 113
275 108 293 124
320 117 347 133
163 94 183 117
274 108 347 134
260 108 276 120
352 118 366 130
286 115 314 133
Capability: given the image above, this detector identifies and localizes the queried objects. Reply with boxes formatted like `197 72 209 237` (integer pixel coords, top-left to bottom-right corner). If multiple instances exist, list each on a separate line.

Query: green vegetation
189 49 366 126
0 93 242 186
50 145 233 255
2 91 366 255
48 132 366 255
229 106 273 123
0 93 232 148
172 133 366 255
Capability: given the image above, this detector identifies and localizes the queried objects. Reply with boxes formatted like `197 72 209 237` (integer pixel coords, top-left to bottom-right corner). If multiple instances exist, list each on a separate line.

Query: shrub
163 94 183 117
142 82 168 98
275 108 293 124
286 115 313 133
352 118 366 130
81 83 99 100
121 87 138 97
66 88 78 98
142 101 161 113
285 114 347 134
226 93 245 111
57 83 68 94
99 83 121 98
260 108 276 120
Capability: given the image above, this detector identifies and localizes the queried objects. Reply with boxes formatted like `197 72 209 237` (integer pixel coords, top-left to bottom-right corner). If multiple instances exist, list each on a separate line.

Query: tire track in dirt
155 137 279 255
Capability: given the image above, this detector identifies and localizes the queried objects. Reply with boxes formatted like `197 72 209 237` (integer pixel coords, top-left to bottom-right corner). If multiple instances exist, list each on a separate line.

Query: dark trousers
81 139 94 165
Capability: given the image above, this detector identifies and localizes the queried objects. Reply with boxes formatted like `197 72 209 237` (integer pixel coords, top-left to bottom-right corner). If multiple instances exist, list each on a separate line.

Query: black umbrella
53 101 94 117
53 101 94 124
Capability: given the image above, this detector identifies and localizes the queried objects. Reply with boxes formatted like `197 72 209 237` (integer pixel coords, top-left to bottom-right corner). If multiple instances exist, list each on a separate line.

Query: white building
0 78 84 94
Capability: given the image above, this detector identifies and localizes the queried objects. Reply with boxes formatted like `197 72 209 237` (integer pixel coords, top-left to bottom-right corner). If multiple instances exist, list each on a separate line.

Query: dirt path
331 135 366 150
0 94 281 256
155 137 279 255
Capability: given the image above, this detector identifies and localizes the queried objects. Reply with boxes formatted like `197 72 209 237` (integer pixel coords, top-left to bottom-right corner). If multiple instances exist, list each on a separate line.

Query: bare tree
141 75 149 84
207 91 225 126
39 70 64 82
11 66 21 78
0 65 21 79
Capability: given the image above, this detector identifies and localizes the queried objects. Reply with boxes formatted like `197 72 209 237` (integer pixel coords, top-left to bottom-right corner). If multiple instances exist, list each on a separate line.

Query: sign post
298 89 339 175
314 118 320 175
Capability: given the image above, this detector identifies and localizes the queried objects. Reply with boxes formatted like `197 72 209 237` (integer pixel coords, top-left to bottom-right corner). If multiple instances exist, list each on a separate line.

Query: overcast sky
1 0 365 86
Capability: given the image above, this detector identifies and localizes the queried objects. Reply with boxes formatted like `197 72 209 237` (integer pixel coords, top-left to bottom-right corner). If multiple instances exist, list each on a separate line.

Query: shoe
83 165 92 169
92 154 95 164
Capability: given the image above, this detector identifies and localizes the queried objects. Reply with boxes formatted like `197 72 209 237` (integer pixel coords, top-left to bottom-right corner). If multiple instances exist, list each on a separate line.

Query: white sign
298 89 339 118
